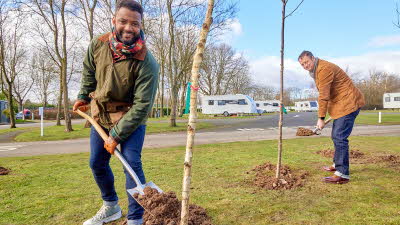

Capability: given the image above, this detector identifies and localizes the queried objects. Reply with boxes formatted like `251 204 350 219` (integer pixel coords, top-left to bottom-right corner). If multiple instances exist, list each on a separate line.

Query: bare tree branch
394 2 400 28
284 0 304 19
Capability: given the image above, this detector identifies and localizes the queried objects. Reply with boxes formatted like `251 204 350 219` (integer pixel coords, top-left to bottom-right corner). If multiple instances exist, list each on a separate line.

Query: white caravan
255 100 280 113
383 93 400 109
201 94 258 116
295 100 318 112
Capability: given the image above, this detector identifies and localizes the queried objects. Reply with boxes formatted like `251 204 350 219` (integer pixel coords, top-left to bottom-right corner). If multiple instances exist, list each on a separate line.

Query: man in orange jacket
298 50 365 184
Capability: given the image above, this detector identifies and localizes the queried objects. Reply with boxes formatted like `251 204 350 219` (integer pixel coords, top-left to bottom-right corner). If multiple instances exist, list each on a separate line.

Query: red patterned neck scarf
109 29 144 63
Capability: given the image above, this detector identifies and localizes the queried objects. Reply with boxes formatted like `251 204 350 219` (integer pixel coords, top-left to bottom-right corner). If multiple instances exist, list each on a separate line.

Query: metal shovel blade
127 181 163 196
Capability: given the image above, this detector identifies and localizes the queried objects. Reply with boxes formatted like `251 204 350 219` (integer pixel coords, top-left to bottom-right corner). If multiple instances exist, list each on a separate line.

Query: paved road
1 122 399 158
0 111 399 157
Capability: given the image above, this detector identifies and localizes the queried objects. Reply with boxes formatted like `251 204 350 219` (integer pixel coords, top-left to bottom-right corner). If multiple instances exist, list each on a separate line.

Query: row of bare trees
353 71 400 109
248 70 400 109
0 0 245 129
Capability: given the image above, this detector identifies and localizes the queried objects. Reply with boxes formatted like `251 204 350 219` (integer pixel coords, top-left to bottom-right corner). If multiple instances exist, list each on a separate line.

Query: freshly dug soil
362 154 400 166
130 187 212 225
248 163 309 190
0 166 10 175
296 127 315 136
316 149 365 159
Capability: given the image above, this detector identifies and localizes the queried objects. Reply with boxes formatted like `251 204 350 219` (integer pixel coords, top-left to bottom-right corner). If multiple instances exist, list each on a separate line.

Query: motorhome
383 92 400 109
295 101 318 112
201 94 258 116
255 100 280 113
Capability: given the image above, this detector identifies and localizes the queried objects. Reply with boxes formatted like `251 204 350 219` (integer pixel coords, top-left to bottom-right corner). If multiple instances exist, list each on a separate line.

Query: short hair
115 0 143 19
298 50 314 61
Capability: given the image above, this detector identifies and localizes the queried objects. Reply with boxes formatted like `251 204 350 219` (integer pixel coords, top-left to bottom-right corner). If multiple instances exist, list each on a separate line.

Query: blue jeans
331 109 360 178
89 125 146 220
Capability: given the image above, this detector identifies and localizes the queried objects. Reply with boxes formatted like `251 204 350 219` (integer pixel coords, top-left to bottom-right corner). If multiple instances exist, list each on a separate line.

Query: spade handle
75 109 145 192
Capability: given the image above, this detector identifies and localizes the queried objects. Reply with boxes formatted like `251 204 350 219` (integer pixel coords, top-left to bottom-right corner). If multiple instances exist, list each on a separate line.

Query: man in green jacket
73 1 159 224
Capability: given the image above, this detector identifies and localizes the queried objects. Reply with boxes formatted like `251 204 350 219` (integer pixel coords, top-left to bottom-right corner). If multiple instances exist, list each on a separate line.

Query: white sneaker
83 204 122 225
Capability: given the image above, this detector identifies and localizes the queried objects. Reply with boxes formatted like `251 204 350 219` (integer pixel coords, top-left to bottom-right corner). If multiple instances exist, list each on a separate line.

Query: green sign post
184 82 191 114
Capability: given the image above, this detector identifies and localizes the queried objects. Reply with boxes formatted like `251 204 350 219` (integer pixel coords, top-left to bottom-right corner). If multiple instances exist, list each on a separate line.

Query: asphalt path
0 112 399 158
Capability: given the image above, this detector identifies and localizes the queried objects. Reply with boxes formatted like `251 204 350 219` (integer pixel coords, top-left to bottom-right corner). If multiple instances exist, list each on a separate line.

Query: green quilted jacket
77 32 159 142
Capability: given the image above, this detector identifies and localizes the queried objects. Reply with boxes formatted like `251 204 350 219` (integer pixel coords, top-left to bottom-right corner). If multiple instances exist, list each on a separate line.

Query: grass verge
148 113 275 121
0 136 399 224
13 122 214 142
356 113 400 125
0 127 33 135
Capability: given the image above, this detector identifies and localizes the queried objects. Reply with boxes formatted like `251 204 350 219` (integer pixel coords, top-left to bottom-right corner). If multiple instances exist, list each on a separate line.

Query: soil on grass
0 166 10 175
316 149 365 159
316 149 399 167
361 154 400 166
296 127 315 136
248 163 309 190
116 187 212 225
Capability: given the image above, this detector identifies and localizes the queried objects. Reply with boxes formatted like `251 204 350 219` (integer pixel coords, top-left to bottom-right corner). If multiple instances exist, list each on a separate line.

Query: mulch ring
296 127 315 136
315 149 365 159
113 187 212 225
0 166 11 175
247 163 309 190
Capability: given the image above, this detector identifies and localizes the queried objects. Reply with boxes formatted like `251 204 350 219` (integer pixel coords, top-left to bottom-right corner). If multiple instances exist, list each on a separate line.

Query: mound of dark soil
130 187 212 225
316 149 365 159
0 166 10 175
248 163 309 190
296 127 314 136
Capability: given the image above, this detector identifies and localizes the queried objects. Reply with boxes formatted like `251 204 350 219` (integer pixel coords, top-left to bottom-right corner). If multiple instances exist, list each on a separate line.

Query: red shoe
323 175 349 184
322 166 336 172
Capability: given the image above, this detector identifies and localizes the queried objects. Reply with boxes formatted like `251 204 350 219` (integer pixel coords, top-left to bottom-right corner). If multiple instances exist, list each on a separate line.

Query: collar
309 57 319 79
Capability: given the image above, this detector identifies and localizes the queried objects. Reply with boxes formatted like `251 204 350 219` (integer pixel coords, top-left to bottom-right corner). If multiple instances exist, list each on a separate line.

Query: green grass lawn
13 122 214 142
15 119 37 124
0 127 33 135
1 136 399 224
361 109 400 113
356 113 400 125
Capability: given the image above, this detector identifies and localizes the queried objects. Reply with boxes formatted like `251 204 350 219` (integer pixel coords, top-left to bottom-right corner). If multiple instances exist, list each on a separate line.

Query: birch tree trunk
180 1 214 224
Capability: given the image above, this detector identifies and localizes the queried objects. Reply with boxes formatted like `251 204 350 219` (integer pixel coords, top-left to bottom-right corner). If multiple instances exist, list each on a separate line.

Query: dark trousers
331 109 360 177
89 125 146 220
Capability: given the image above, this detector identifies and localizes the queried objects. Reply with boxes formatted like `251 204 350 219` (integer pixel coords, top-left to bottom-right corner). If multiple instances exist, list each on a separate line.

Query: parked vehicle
295 101 318 112
15 109 31 120
255 100 280 113
15 112 23 120
383 92 400 109
201 94 258 116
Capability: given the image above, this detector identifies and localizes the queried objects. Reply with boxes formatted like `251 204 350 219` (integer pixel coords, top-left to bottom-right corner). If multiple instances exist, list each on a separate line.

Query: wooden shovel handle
75 109 108 142
324 117 332 125
75 109 147 192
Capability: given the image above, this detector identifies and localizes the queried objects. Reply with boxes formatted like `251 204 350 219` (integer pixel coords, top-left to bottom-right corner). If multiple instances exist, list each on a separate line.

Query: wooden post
180 1 215 224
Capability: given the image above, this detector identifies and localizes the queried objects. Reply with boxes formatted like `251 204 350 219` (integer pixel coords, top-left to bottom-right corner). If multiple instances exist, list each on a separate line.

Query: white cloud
367 35 400 47
328 51 400 77
229 18 243 36
249 51 400 89
249 56 312 89
217 18 243 43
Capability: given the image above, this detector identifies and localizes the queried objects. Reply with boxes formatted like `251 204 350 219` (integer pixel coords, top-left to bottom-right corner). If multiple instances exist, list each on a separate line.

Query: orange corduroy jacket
315 59 365 119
